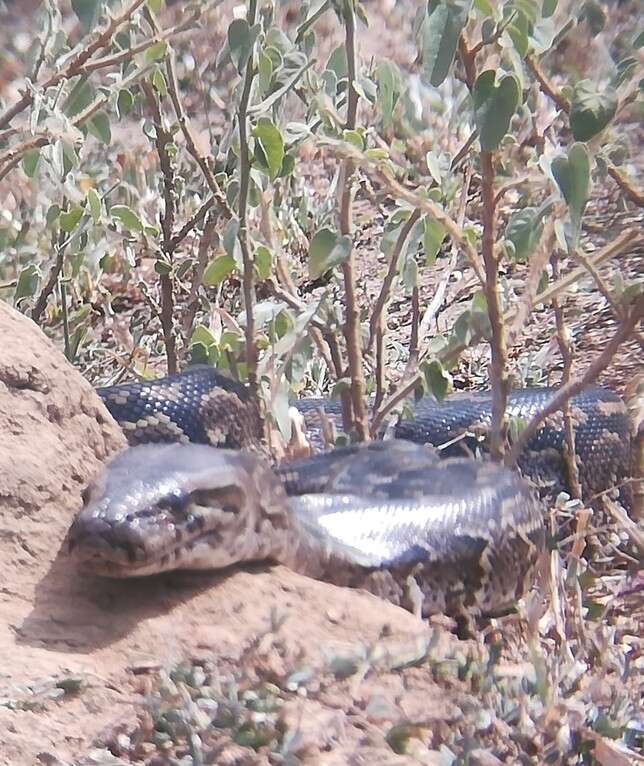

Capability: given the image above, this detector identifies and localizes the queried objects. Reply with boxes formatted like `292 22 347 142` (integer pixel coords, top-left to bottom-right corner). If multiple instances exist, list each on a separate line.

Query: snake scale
68 365 632 623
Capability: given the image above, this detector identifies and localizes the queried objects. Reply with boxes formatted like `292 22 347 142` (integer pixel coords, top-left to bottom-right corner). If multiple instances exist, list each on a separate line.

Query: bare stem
31 224 67 325
237 0 259 399
339 0 369 441
480 150 508 459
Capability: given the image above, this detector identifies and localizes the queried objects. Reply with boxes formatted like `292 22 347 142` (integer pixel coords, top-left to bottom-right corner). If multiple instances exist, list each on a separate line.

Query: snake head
68 444 289 577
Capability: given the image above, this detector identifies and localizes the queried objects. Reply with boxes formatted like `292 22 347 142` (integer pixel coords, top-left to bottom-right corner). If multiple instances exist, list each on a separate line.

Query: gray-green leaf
14 264 41 304
203 254 236 286
551 142 590 248
569 80 617 141
228 19 255 74
252 118 284 180
473 70 521 151
423 1 473 87
421 359 451 402
308 227 352 279
423 217 447 266
504 207 542 262
111 205 143 232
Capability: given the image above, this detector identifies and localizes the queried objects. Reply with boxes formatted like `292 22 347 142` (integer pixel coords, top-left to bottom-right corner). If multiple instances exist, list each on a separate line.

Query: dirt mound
0 303 432 765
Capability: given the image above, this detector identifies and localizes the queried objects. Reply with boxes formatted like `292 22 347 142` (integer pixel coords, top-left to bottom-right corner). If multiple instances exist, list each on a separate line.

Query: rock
0 301 127 575
0 301 432 765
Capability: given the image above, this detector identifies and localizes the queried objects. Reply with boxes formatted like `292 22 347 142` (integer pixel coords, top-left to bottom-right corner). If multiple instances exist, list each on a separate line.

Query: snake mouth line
68 519 223 577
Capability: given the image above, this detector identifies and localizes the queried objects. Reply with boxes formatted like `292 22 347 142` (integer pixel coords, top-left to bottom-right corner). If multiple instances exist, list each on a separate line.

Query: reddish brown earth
0 301 449 765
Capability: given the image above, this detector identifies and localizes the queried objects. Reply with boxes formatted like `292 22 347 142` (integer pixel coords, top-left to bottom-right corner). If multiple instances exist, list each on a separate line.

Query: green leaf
343 129 364 150
504 207 542 262
422 1 473 87
144 41 168 64
191 325 217 349
421 359 452 402
22 149 41 177
63 78 94 118
400 253 418 290
377 59 401 128
269 388 293 442
551 142 590 247
152 68 168 96
85 111 111 144
579 1 606 36
422 217 447 266
506 7 530 58
254 245 272 280
116 89 134 119
474 0 495 14
71 0 101 34
308 227 352 279
60 205 84 232
46 205 60 227
228 19 254 74
258 50 273 93
86 188 101 223
147 0 165 14
223 219 243 269
542 0 557 17
154 259 171 276
326 45 348 80
14 264 41 304
111 205 144 232
203 254 236 286
473 70 521 150
569 80 617 141
295 0 332 43
252 118 284 180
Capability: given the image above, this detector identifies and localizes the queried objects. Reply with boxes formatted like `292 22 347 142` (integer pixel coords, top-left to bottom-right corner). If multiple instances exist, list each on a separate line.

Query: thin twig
450 128 478 171
506 218 556 346
143 80 178 374
534 228 641 308
182 213 218 339
0 0 148 130
160 23 232 217
31 221 67 324
367 208 421 353
168 194 218 252
318 139 486 285
416 164 472 344
550 253 582 498
506 294 644 467
408 286 420 371
526 54 643 207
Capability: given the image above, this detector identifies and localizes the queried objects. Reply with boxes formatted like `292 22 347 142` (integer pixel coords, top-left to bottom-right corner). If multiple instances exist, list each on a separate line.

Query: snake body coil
68 366 632 621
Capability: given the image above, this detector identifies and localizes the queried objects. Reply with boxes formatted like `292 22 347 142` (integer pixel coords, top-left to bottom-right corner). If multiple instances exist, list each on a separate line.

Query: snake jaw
68 443 287 577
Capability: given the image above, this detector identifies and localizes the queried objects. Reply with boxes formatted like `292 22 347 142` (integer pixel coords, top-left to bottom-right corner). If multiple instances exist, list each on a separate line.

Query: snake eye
159 492 188 518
